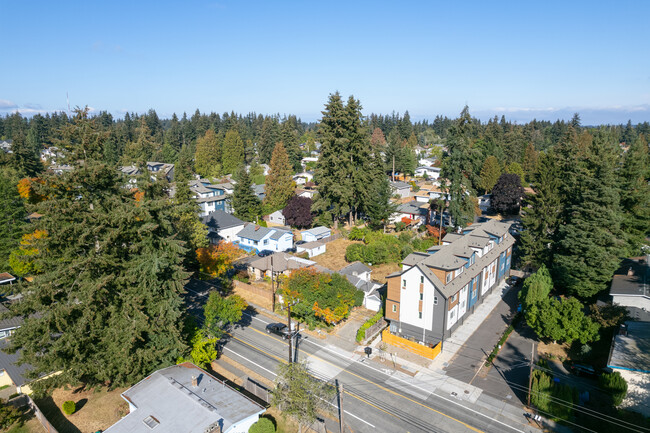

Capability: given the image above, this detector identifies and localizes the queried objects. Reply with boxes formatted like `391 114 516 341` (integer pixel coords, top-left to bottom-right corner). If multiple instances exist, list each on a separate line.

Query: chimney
628 267 634 277
191 375 198 387
255 225 260 231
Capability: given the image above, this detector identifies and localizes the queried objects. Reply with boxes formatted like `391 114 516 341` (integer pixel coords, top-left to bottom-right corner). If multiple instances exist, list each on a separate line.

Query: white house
0 139 13 153
236 224 293 253
296 241 326 258
390 181 411 198
414 185 449 203
202 210 245 244
267 209 286 226
339 262 383 311
478 194 491 213
104 363 265 433
610 256 650 321
418 157 437 167
390 201 427 226
293 172 314 185
414 166 440 179
300 226 331 242
189 179 229 217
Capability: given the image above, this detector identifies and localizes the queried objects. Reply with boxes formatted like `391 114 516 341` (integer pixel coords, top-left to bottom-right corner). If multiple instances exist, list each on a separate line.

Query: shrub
62 400 76 415
356 310 384 342
600 372 628 406
249 416 276 433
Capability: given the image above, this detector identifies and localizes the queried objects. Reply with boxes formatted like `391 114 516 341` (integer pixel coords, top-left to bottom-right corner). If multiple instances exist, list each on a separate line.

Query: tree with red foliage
282 195 313 228
491 173 524 215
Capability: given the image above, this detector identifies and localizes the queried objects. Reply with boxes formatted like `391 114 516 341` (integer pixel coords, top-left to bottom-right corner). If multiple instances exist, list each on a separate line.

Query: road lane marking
223 347 277 377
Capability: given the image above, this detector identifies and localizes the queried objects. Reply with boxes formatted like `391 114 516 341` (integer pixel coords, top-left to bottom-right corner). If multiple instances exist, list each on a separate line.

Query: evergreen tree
479 156 501 194
221 128 244 175
122 119 156 164
553 131 625 298
12 131 43 177
232 166 260 221
520 152 563 269
313 92 353 228
522 143 538 183
258 116 279 164
194 129 221 178
618 135 650 255
264 141 294 212
280 119 301 172
346 96 374 223
440 106 476 228
0 171 27 272
6 109 189 390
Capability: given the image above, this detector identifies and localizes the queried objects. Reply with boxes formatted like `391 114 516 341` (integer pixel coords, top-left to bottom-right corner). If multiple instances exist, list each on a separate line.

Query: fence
319 233 342 244
363 318 387 342
381 329 441 360
244 378 270 403
27 395 59 433
232 280 274 305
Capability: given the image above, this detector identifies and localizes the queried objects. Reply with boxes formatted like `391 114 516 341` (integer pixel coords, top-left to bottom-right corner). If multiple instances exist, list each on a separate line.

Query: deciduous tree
196 241 242 277
203 292 247 338
282 195 313 228
490 173 524 215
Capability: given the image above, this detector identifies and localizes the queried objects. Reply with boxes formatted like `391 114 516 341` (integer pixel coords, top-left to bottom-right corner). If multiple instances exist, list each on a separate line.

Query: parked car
257 250 273 257
568 362 598 378
507 276 521 286
284 247 297 253
265 323 297 340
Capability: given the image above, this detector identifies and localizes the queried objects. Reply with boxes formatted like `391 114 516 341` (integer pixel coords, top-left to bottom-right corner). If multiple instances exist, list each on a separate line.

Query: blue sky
1 0 648 125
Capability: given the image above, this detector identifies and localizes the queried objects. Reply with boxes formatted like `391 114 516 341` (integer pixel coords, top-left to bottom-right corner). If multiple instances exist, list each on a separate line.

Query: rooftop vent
628 267 634 277
143 415 160 429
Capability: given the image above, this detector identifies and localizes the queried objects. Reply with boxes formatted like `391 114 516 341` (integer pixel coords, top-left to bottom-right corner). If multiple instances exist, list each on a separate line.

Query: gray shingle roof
104 363 264 433
0 303 23 331
202 210 245 231
301 226 331 237
339 261 371 276
236 223 283 242
0 339 31 386
248 252 315 272
391 181 410 189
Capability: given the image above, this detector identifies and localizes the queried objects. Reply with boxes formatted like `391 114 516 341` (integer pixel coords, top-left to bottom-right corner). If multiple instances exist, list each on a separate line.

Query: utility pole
528 342 535 407
337 380 344 433
270 256 276 312
392 155 395 182
287 302 293 363
439 200 444 245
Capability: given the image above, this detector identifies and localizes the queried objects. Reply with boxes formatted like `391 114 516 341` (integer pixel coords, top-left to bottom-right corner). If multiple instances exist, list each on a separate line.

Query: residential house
266 209 286 226
40 146 64 164
0 273 16 286
390 200 428 226
300 226 331 242
120 162 175 183
190 179 230 217
610 256 650 321
247 252 316 280
0 303 21 340
235 224 293 253
0 339 32 395
293 171 314 185
478 194 491 214
339 262 383 311
104 362 265 433
414 166 441 179
418 157 437 167
0 139 13 153
301 156 319 170
252 184 266 201
213 182 235 195
296 241 326 258
607 321 650 416
296 188 317 199
202 211 245 245
390 181 411 199
385 219 514 347
414 184 449 203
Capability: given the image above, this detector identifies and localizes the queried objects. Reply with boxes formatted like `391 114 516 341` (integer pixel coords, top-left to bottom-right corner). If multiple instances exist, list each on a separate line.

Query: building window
403 279 406 287
446 273 452 283
264 239 269 245
450 294 456 303
392 304 397 313
434 296 438 305
419 293 423 300
418 312 422 319
420 276 424 284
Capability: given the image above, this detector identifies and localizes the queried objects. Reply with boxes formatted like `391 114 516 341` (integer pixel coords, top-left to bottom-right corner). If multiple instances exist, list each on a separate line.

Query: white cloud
0 99 18 109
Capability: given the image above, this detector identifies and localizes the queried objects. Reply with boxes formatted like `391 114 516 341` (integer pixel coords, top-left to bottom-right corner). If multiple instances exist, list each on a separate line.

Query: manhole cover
464 390 470 394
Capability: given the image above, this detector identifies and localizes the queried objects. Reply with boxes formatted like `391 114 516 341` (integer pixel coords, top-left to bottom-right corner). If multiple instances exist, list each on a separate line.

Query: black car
266 323 297 340
284 247 297 253
257 250 273 257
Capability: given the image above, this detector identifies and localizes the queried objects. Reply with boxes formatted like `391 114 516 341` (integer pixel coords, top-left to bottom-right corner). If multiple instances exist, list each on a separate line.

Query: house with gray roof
104 362 265 433
339 262 383 311
610 256 650 321
189 179 230 217
300 226 331 242
390 200 428 226
0 303 22 340
202 211 245 244
247 252 316 280
235 224 293 253
390 181 411 198
0 339 33 394
0 139 13 153
385 219 515 348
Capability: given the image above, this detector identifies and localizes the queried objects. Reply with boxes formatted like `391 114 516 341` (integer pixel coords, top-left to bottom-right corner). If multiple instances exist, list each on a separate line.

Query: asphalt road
220 309 535 433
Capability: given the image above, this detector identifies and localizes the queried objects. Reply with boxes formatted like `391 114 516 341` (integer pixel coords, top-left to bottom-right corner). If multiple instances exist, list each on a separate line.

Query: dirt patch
34 385 129 433
310 238 361 271
370 262 401 284
5 411 45 433
233 281 274 310
538 341 570 362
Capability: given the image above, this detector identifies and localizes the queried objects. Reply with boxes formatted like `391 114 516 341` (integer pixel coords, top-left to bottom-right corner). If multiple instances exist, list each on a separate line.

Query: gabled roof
396 201 426 215
302 226 330 237
202 210 245 231
390 181 410 189
0 273 16 284
0 339 31 386
237 224 291 242
299 241 324 249
104 363 264 433
339 261 371 277
0 303 23 331
249 252 315 272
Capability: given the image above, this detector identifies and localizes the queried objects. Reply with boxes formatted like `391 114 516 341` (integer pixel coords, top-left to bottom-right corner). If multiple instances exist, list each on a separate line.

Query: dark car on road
266 323 298 340
257 250 273 257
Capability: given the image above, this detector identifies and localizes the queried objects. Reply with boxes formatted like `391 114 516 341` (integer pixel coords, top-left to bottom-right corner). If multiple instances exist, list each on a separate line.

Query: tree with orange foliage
17 178 46 204
196 241 243 278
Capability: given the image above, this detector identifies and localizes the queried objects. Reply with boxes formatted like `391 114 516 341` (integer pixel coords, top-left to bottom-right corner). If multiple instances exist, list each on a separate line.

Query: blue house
236 224 294 253
189 179 229 217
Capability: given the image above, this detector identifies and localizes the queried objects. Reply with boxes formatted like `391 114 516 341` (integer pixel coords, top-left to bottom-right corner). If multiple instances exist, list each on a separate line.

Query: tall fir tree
264 141 294 212
313 92 353 228
479 156 501 194
11 131 43 177
552 130 625 298
618 134 650 255
522 143 539 183
221 128 244 175
280 119 301 172
6 109 189 390
441 106 477 228
231 166 261 221
194 129 221 178
345 96 373 223
520 152 563 269
258 116 280 164
0 171 27 272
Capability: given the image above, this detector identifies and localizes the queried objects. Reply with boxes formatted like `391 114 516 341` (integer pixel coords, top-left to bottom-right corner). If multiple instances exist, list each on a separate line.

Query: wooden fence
244 378 270 403
381 329 441 360
27 394 59 433
319 233 342 244
232 280 274 304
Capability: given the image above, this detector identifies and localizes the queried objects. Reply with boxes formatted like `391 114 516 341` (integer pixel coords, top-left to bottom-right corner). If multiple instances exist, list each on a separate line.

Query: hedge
356 310 384 343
